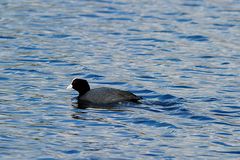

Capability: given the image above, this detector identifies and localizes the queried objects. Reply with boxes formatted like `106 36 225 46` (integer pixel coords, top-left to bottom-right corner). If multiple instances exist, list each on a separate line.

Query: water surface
0 0 240 159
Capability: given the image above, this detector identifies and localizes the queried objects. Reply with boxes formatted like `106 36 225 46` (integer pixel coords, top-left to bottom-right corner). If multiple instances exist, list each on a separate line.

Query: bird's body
78 87 141 104
67 78 141 105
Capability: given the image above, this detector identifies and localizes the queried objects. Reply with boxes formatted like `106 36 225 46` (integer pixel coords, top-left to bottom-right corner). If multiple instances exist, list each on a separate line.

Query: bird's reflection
70 100 130 120
72 101 123 109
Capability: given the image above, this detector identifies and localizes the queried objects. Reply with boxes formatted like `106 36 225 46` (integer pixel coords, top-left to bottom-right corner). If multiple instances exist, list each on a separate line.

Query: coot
67 78 141 104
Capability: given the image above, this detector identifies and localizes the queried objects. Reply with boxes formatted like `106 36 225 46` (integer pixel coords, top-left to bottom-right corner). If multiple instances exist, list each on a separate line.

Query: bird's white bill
66 84 73 90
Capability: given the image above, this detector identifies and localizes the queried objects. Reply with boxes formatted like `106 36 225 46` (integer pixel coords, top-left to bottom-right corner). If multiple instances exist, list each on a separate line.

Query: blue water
0 0 240 159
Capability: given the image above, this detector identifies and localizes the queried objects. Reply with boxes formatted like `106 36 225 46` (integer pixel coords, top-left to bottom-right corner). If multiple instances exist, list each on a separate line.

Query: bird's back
79 87 141 104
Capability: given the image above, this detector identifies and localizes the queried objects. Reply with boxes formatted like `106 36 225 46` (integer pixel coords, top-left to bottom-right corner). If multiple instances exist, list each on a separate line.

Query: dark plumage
67 78 141 104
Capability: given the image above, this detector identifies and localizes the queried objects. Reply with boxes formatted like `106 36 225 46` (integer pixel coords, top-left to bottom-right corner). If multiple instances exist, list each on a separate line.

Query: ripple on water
0 36 16 39
131 117 178 129
178 35 209 42
0 0 240 159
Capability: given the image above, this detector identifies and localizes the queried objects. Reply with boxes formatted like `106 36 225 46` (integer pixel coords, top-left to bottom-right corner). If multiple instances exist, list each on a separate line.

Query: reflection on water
0 0 240 159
